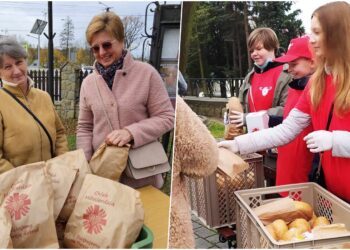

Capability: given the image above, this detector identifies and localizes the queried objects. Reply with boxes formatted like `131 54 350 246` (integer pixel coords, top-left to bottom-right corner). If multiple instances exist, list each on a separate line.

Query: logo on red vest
259 86 272 96
5 192 31 220
83 204 107 234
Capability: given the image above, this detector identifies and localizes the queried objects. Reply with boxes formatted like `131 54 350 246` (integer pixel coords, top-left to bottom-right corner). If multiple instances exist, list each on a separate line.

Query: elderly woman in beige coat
0 37 68 174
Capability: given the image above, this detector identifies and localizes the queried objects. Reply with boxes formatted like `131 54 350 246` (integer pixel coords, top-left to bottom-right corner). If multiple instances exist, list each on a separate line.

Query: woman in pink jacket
219 1 350 203
77 11 175 188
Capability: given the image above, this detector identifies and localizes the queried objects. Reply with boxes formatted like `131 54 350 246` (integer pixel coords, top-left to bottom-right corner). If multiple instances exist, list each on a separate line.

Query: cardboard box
246 111 269 133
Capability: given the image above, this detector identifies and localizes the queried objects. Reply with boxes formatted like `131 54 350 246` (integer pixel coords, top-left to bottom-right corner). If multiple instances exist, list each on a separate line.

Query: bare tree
59 16 75 59
122 16 143 51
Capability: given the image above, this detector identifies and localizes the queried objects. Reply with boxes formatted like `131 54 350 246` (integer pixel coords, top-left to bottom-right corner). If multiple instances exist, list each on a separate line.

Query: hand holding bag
94 77 170 180
89 143 130 181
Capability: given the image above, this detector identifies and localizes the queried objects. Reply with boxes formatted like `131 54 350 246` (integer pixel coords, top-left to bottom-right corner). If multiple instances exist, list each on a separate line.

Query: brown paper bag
64 174 144 248
312 223 349 239
0 206 12 248
253 197 311 225
57 149 91 222
89 143 130 181
218 147 249 178
46 155 78 220
0 162 58 248
224 97 244 140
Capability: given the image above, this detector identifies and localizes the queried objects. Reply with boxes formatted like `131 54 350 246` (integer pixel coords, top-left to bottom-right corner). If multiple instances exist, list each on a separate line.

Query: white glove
303 130 333 153
217 140 239 153
229 111 245 127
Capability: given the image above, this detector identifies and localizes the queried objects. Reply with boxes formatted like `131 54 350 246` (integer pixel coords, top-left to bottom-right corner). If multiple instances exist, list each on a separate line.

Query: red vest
276 87 314 188
296 75 350 202
248 65 283 112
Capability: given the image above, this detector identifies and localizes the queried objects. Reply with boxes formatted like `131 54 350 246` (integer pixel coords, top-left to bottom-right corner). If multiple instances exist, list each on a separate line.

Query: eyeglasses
90 40 116 53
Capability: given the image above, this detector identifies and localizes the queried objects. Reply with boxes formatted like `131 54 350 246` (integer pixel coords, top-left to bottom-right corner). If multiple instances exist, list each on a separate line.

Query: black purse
309 153 326 187
308 103 334 188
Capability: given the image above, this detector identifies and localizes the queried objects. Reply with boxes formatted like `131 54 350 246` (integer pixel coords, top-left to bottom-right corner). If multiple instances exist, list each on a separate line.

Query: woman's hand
105 129 133 147
229 111 245 127
304 130 333 153
217 140 239 153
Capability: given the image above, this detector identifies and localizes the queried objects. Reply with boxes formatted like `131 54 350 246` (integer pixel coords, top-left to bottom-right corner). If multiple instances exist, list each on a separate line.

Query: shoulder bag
93 77 170 180
2 88 54 157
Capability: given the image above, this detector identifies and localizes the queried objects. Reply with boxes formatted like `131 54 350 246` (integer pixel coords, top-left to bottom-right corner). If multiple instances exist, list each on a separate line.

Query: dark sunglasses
90 40 116 53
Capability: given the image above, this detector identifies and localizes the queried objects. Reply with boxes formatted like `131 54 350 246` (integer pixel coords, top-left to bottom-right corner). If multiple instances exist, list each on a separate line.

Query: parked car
81 65 94 73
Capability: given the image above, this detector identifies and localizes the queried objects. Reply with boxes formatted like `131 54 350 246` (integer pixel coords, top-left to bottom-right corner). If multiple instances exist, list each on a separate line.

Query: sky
0 1 340 58
0 1 177 57
292 0 342 34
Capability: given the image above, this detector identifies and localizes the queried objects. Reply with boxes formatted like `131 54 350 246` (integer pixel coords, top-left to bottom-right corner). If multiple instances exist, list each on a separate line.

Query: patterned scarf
95 50 127 89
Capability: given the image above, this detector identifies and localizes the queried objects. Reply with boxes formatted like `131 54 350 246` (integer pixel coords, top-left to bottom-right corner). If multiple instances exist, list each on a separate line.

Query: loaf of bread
253 198 314 225
223 97 244 139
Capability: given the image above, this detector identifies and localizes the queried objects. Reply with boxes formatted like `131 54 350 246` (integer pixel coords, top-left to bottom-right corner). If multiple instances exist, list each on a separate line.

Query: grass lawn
207 119 225 138
67 135 76 150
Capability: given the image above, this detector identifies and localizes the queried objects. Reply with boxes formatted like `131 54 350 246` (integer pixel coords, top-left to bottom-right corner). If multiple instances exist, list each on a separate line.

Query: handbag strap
317 102 334 174
93 76 114 132
2 88 54 157
325 102 334 131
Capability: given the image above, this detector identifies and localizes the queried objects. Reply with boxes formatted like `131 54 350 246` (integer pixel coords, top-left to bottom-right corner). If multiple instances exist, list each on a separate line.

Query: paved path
192 214 232 249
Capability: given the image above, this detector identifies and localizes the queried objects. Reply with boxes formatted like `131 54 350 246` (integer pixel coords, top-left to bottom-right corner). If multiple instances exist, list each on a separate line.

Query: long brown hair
310 1 350 115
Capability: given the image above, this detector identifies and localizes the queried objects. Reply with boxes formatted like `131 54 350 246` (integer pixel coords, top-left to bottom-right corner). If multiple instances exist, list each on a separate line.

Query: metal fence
0 69 62 101
28 69 61 101
75 69 93 102
186 77 245 98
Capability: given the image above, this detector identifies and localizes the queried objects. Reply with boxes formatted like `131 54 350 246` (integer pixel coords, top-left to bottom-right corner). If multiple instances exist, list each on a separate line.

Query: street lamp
27 34 40 69
29 19 47 69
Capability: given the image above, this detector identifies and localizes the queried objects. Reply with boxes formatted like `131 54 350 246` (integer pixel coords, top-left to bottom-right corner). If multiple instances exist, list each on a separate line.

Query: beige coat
0 82 68 173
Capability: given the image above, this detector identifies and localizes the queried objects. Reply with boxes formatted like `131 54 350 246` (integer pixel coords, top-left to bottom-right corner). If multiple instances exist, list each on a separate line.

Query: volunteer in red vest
219 1 350 203
230 27 291 128
274 36 316 187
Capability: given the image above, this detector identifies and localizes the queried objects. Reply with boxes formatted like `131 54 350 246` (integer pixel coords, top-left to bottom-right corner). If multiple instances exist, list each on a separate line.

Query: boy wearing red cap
274 36 316 187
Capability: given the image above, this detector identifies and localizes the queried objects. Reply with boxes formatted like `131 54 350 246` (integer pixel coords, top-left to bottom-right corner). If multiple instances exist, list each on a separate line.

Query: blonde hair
310 1 350 115
248 27 279 53
86 11 124 45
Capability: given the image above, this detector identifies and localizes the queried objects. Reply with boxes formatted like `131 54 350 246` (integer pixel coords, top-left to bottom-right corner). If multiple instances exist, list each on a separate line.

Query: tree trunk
243 2 252 70
194 24 207 93
195 24 205 80
179 2 196 73
232 24 238 76
238 32 243 77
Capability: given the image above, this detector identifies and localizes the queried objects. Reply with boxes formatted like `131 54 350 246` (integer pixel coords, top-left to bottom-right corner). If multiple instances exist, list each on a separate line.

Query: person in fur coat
168 97 218 248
